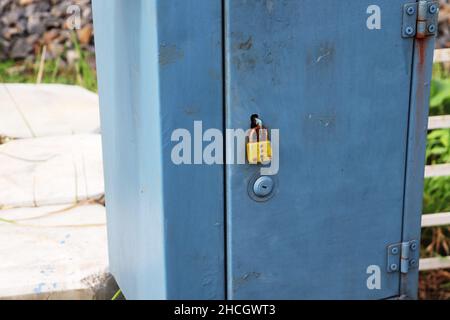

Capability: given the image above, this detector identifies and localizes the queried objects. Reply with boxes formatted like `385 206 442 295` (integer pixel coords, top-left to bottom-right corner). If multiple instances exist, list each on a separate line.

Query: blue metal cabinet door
225 0 416 299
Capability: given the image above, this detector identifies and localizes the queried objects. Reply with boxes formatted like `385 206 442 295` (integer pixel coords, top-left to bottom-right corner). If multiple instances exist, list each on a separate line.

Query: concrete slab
0 134 104 208
0 85 31 138
0 204 109 300
0 84 100 139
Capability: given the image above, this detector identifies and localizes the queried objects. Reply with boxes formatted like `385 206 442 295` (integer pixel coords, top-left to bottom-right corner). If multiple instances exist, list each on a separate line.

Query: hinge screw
409 259 417 267
406 6 416 15
391 247 399 255
405 26 415 36
429 4 438 15
428 24 436 33
390 264 398 271
410 242 418 251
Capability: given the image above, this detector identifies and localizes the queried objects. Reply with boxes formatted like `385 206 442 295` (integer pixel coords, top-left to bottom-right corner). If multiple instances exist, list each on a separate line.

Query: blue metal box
92 0 437 300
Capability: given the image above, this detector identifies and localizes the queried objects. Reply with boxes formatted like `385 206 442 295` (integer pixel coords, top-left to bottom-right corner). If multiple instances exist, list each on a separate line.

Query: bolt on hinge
402 1 439 39
387 240 420 274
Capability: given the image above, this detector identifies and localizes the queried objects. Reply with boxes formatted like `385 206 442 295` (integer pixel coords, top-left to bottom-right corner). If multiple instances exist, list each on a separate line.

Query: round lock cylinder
253 176 274 198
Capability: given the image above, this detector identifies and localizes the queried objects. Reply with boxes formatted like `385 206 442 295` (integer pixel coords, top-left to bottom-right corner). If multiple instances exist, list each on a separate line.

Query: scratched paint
308 114 336 128
306 43 335 67
233 272 261 292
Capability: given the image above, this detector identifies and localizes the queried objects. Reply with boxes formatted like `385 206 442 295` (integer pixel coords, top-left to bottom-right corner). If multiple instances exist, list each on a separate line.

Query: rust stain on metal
414 38 428 148
417 38 426 66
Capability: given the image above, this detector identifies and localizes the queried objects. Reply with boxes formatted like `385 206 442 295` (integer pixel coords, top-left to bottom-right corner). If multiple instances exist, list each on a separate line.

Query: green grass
422 64 450 258
0 32 97 92
111 289 123 301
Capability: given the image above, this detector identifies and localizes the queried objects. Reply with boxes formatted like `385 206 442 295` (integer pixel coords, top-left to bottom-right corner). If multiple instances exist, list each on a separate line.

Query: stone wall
0 0 93 63
438 0 450 48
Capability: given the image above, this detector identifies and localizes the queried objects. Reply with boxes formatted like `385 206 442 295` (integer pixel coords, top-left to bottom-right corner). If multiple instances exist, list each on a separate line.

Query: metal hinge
402 1 439 39
387 240 420 274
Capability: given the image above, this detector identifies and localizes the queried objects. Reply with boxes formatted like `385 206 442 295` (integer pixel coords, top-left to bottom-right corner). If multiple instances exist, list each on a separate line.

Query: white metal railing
434 48 450 63
420 48 450 271
428 115 450 130
422 212 450 227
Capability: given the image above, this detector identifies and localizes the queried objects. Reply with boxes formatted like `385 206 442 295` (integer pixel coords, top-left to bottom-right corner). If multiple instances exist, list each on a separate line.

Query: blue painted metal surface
92 0 225 300
225 0 418 300
93 0 435 300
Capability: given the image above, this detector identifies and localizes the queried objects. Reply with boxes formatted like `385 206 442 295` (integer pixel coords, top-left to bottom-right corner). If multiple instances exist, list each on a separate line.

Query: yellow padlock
258 128 272 164
247 128 259 164
246 116 272 165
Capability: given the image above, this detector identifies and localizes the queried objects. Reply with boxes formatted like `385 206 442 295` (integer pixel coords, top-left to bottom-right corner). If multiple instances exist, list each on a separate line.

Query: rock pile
0 0 93 64
438 0 450 48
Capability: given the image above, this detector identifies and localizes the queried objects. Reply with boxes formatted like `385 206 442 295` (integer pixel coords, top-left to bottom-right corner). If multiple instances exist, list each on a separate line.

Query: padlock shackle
251 114 262 128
